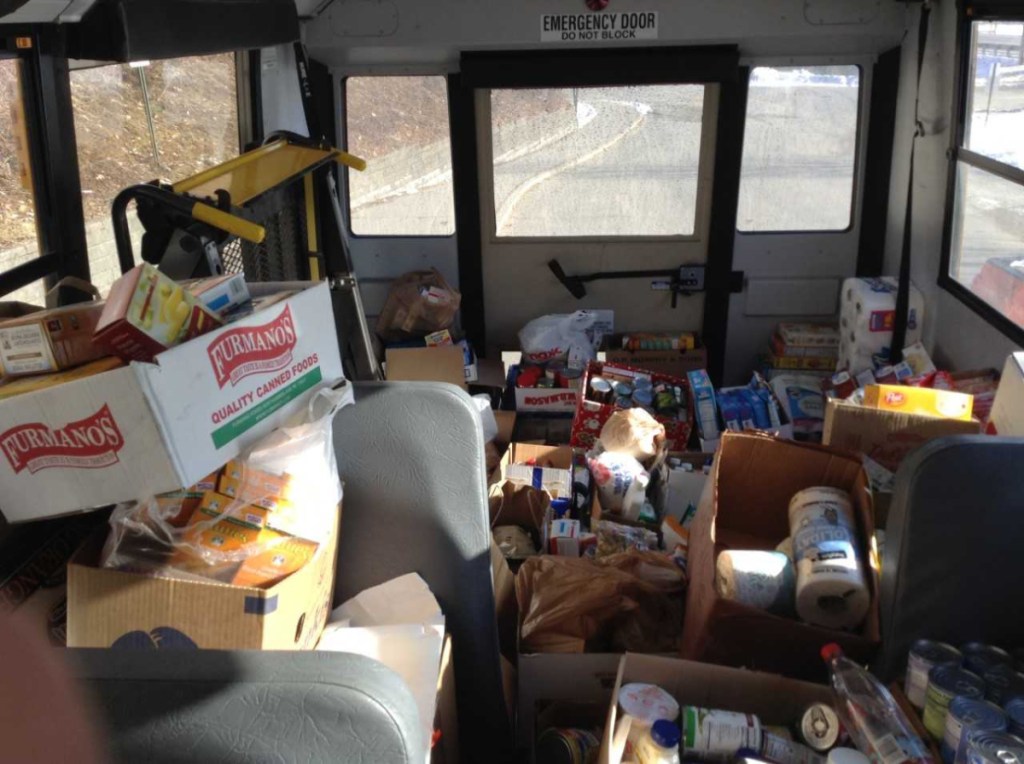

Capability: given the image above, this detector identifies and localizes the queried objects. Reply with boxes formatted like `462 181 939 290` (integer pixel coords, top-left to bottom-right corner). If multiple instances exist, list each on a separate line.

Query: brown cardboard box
66 507 339 650
0 301 107 377
385 346 468 390
681 432 880 682
602 334 708 379
823 398 982 474
599 654 833 764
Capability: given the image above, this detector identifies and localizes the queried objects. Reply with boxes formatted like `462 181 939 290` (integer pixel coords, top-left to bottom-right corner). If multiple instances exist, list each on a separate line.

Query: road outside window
71 54 239 295
345 76 456 237
737 65 860 233
0 58 45 304
490 85 705 238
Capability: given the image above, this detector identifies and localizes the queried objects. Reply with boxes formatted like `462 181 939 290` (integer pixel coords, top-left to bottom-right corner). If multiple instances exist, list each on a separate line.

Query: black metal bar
111 185 206 273
293 41 323 142
857 46 901 277
448 73 486 355
0 254 60 298
575 269 678 283
702 67 750 387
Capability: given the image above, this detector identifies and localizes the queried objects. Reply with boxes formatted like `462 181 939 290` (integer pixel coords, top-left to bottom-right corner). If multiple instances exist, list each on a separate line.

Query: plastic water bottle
822 643 937 764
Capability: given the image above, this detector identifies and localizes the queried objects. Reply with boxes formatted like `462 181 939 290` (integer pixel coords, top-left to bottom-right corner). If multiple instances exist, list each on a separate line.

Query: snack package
598 408 666 462
100 385 349 586
93 263 222 362
376 269 461 342
0 300 107 377
595 520 659 558
519 311 602 369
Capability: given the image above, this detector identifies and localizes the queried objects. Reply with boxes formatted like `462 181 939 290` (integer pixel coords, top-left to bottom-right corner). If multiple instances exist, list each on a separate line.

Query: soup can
925 666 987 740
799 703 846 753
962 644 1013 678
984 664 1024 706
942 697 1005 764
535 727 601 764
906 641 964 710
963 731 1024 764
1003 698 1024 739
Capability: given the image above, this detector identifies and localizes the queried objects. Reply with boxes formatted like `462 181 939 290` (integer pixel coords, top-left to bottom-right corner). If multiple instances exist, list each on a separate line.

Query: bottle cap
821 643 843 663
651 719 681 749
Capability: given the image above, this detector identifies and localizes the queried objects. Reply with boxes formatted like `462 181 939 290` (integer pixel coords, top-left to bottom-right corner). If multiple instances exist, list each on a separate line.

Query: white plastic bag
519 311 599 368
101 382 352 583
472 393 499 443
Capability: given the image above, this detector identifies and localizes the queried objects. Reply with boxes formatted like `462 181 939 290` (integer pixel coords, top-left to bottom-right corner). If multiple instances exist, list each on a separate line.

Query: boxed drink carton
186 273 250 316
94 263 222 362
0 301 108 377
0 282 346 523
66 507 339 650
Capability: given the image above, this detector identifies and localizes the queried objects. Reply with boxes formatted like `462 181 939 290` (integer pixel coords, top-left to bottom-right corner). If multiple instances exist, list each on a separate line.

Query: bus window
70 53 239 293
737 65 860 233
948 20 1024 329
345 75 455 237
0 58 44 304
489 84 705 238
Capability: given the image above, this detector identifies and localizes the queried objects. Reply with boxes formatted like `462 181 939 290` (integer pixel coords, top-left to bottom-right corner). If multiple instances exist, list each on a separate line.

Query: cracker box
94 263 222 362
0 282 346 523
0 302 108 377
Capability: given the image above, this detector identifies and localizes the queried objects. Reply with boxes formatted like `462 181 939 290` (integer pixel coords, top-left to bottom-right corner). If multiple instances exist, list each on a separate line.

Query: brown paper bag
376 268 461 341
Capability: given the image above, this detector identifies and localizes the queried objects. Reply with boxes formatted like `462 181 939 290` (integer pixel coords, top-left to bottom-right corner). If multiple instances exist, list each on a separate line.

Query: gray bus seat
70 381 511 762
70 649 424 764
334 382 514 761
875 435 1024 681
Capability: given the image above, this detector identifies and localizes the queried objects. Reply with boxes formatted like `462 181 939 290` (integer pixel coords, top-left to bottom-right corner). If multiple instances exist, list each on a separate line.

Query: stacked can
962 644 1013 678
923 665 986 740
907 641 964 711
535 727 602 764
1004 699 1024 739
961 730 1024 764
941 697 1005 764
983 664 1024 706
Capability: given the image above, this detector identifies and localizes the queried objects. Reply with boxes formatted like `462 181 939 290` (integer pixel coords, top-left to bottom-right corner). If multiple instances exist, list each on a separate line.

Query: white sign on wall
540 11 659 43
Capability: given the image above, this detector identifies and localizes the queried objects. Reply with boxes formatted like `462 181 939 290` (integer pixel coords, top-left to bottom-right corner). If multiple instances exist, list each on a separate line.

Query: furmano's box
0 282 346 523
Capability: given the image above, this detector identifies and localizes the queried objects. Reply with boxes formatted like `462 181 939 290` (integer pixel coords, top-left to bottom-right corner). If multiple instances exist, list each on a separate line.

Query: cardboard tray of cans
570 362 694 452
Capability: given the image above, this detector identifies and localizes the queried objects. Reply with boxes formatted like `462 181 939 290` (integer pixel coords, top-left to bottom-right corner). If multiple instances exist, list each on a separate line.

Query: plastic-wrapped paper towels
715 550 796 616
838 277 924 372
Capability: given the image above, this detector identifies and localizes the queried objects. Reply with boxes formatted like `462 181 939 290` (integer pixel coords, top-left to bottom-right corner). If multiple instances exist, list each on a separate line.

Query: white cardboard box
991 352 1024 436
0 282 345 522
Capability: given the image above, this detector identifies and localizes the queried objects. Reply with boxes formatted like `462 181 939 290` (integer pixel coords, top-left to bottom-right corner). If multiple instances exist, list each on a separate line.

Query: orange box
0 301 108 377
187 492 271 531
863 384 973 421
232 535 319 588
219 461 293 507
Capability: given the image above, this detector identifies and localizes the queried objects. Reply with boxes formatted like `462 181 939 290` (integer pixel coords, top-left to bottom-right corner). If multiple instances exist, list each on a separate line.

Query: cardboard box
598 654 833 764
863 384 973 421
95 263 222 362
0 282 345 523
681 432 880 682
571 362 693 452
385 345 468 390
0 301 108 377
67 507 339 650
601 334 708 379
991 352 1024 436
504 366 580 414
823 398 982 474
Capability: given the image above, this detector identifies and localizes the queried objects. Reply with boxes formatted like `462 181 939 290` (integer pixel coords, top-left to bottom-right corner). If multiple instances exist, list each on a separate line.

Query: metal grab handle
112 185 266 274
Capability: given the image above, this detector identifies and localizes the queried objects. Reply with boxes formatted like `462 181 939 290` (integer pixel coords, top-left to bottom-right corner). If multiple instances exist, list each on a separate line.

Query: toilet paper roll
715 550 796 615
838 278 924 372
789 487 870 630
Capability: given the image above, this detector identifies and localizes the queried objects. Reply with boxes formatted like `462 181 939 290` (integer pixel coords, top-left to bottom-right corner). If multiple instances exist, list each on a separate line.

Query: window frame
939 6 1024 345
340 74 458 241
735 62 865 236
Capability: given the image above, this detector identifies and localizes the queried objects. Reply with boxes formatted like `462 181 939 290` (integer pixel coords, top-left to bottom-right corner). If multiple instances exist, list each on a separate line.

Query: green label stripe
211 367 322 449
684 707 696 750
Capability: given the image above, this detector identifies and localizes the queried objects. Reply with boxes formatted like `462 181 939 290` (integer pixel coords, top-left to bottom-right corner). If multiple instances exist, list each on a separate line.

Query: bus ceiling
0 0 298 61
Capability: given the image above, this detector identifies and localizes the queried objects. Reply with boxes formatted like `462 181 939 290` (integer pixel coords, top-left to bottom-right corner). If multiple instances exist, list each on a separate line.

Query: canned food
613 381 634 398
963 730 1024 764
535 727 601 764
799 702 844 752
924 666 987 739
1004 699 1024 739
632 389 654 409
906 641 964 710
963 644 1013 677
654 391 677 414
682 706 763 761
614 396 634 409
589 376 613 403
536 377 555 389
942 697 1005 764
984 664 1024 705
559 367 583 390
761 732 820 764
633 376 654 391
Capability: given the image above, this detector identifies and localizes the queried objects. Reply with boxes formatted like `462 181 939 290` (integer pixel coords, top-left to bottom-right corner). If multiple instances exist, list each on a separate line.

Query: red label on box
522 391 578 407
208 306 297 389
0 404 125 474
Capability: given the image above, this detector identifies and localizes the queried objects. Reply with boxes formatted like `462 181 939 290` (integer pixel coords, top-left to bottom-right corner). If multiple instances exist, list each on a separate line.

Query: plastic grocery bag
515 551 686 653
100 383 351 586
518 311 600 368
376 268 461 342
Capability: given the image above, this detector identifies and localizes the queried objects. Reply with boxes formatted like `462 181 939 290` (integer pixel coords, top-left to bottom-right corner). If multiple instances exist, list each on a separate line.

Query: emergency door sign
540 11 659 42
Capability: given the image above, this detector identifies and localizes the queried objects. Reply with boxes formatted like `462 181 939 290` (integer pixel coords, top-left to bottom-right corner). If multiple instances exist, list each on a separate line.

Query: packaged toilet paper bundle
715 550 796 616
838 277 924 373
788 487 870 630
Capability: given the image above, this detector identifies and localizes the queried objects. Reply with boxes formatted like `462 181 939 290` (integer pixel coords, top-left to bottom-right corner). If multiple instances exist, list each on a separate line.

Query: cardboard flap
385 346 467 389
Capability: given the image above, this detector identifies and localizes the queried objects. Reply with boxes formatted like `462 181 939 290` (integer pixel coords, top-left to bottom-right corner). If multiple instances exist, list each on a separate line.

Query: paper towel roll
838 277 924 372
789 487 870 630
715 550 796 615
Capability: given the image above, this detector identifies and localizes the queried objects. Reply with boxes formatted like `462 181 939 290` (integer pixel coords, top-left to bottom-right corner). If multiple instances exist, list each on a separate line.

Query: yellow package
187 492 271 531
863 384 974 421
232 535 319 588
219 461 294 505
